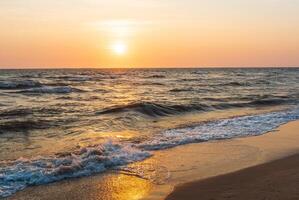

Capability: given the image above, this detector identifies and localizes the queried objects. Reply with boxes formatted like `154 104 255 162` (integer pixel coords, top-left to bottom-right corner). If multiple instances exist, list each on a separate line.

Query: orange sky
0 0 299 68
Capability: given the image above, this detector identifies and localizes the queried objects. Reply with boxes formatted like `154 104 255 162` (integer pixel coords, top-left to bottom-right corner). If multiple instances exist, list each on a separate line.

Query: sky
0 0 299 68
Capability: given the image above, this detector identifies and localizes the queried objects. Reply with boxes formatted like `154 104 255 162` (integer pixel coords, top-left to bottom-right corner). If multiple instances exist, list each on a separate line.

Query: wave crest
96 102 210 117
138 107 299 150
0 141 150 197
96 98 295 118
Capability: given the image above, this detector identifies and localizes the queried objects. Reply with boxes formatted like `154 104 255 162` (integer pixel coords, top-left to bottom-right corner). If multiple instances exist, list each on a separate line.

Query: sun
111 42 127 55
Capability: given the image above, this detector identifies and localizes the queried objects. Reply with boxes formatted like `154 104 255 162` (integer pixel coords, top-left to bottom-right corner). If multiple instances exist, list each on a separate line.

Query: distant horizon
0 66 298 70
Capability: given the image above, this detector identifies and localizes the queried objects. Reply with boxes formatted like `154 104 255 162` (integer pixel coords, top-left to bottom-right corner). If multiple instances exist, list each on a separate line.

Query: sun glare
111 42 127 55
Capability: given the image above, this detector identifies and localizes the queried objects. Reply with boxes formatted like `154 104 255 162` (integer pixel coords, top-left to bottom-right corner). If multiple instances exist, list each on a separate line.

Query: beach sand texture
166 120 299 200
167 153 299 200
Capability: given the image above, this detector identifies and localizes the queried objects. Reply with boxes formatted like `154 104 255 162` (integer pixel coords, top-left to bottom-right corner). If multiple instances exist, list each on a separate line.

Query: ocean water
0 68 298 197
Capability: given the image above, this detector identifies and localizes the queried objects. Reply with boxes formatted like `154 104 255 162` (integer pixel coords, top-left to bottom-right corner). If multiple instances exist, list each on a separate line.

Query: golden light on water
91 174 152 200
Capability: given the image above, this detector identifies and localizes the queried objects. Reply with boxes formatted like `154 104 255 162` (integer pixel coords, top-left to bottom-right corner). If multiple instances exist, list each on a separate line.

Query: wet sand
165 120 299 200
166 153 299 200
8 120 299 200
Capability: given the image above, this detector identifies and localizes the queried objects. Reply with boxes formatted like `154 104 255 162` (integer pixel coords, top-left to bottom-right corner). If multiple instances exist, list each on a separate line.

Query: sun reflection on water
92 174 152 200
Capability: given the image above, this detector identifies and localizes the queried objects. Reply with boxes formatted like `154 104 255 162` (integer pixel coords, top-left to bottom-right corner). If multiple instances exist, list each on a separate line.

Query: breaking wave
0 141 150 197
138 107 299 150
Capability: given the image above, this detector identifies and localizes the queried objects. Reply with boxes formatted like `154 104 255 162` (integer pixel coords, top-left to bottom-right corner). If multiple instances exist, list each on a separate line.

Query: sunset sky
0 0 299 68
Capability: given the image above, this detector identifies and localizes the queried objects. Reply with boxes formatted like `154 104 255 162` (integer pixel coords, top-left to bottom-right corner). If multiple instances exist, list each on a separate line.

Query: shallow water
0 68 298 197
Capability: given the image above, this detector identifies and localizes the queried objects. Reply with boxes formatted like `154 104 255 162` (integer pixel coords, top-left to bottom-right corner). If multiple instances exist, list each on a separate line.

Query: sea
0 68 298 197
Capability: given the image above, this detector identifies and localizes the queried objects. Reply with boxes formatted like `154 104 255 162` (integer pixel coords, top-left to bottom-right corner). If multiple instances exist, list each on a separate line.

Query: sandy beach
167 153 299 200
166 120 299 200
7 120 299 200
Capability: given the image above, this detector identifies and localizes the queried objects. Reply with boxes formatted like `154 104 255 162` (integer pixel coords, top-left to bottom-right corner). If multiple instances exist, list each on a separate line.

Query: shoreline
7 120 299 200
165 121 299 200
143 120 299 200
166 153 299 200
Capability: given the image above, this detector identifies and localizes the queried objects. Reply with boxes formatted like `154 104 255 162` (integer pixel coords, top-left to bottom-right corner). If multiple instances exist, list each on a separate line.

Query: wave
0 141 150 197
205 81 248 87
169 88 194 92
43 82 70 87
179 78 200 82
45 76 91 82
0 107 67 119
96 98 295 117
0 80 41 90
213 80 272 87
250 98 291 106
93 89 109 93
0 108 33 118
0 107 73 133
134 82 165 86
214 98 294 109
0 120 51 133
145 75 166 79
16 86 85 94
138 107 299 150
222 81 247 86
65 76 91 82
96 102 211 117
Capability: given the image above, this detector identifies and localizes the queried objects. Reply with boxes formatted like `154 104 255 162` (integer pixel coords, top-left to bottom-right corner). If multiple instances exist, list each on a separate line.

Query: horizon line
0 66 299 70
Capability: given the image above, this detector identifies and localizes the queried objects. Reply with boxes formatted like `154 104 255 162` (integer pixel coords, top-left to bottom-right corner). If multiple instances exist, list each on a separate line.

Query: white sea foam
0 141 151 197
138 107 299 150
